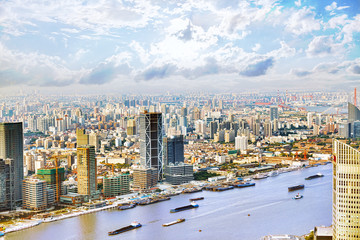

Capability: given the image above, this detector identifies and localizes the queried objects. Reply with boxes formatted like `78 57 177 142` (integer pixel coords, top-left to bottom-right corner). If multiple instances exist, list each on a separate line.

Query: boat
170 202 199 213
189 197 204 201
293 193 303 200
162 218 185 227
288 184 305 191
138 197 171 206
118 203 136 210
108 221 142 236
305 173 324 180
268 171 279 177
0 231 4 237
253 173 268 180
234 182 256 188
182 188 202 194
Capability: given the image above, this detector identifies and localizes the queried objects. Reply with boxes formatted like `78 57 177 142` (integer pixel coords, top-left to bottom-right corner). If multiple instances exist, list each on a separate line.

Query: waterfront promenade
6 164 332 240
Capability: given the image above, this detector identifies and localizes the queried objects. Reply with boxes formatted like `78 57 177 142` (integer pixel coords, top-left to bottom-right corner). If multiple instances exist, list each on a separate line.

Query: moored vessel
118 203 136 210
162 218 185 227
234 182 256 188
108 221 142 236
253 173 268 180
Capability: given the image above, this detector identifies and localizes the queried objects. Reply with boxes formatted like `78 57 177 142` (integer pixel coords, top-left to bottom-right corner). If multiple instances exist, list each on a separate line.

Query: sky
0 0 360 94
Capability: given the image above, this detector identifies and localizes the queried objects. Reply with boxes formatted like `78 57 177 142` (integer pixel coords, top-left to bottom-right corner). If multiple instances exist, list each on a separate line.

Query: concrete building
103 174 130 197
77 145 97 199
139 112 163 181
22 178 48 211
235 136 248 153
89 132 100 152
348 102 360 122
132 167 157 190
0 159 14 211
127 119 136 136
0 122 23 204
332 139 360 240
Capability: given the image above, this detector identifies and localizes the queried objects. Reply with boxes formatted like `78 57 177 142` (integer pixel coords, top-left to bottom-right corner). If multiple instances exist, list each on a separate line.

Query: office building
103 174 130 197
0 159 14 211
127 119 137 136
139 112 163 181
270 107 278 121
163 135 184 166
132 167 157 190
77 145 97 198
332 139 360 239
0 122 23 203
76 128 89 146
164 164 194 185
89 132 100 152
22 178 48 211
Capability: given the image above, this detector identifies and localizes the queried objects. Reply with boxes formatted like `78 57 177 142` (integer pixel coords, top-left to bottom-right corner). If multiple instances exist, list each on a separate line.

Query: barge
288 184 305 191
108 221 141 236
305 173 324 180
162 218 185 227
170 202 199 213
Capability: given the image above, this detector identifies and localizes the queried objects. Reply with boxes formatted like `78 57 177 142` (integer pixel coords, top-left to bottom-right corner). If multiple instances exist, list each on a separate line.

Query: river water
6 164 332 240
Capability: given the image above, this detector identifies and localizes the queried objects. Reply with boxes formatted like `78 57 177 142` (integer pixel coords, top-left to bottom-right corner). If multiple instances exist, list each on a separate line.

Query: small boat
305 173 324 180
293 193 303 200
0 231 4 237
253 173 268 180
170 202 199 213
234 182 255 188
162 218 185 227
268 171 279 177
118 203 136 210
108 221 142 236
189 197 204 201
288 184 305 191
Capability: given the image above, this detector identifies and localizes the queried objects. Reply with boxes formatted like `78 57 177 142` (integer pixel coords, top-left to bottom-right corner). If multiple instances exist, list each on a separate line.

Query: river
6 164 332 240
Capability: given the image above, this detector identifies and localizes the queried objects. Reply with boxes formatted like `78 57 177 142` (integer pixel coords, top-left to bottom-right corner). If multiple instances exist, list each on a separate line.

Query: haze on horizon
0 0 360 95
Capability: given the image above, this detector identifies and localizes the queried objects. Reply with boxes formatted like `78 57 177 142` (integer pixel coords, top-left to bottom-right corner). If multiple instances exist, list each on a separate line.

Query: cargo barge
170 202 199 213
204 186 234 191
189 197 204 201
234 182 256 188
162 218 185 227
108 221 141 236
305 173 323 180
138 197 171 206
182 188 202 194
288 184 305 191
118 203 136 210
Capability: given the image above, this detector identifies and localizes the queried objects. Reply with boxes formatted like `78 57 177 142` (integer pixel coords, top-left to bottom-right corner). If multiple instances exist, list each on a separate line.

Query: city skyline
0 0 360 94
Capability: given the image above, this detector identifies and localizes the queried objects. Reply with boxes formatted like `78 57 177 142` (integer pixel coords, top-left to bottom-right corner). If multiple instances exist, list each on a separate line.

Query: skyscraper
77 145 97 198
0 122 23 203
348 102 360 123
332 139 360 239
163 135 184 166
0 159 14 210
140 112 163 181
76 128 89 146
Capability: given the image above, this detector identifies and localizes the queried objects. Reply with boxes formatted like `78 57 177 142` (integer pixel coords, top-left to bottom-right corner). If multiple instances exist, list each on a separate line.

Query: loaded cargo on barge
288 184 305 191
108 221 141 236
170 202 199 213
305 173 323 180
162 218 185 227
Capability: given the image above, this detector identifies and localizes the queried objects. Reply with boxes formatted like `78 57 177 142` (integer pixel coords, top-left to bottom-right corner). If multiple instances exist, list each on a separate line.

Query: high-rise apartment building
140 112 163 181
0 122 23 203
235 136 248 153
332 139 360 239
270 106 279 121
37 167 65 203
127 119 137 136
22 178 48 211
77 145 97 198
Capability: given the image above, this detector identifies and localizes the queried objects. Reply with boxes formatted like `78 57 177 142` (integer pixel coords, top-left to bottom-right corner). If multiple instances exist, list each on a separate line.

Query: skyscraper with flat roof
0 122 23 203
270 106 278 121
332 139 360 239
140 112 163 181
348 102 360 123
77 145 97 198
163 135 184 166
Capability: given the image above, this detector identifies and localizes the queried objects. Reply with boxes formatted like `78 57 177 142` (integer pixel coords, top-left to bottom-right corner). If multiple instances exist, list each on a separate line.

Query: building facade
132 167 157 190
37 167 65 203
332 139 360 239
163 135 184 166
164 164 194 185
140 112 163 181
0 159 14 211
103 174 130 197
77 145 97 198
0 122 23 203
22 178 48 211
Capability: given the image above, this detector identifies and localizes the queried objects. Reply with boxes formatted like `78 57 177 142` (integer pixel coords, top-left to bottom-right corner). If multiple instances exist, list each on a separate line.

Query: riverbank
2 163 328 235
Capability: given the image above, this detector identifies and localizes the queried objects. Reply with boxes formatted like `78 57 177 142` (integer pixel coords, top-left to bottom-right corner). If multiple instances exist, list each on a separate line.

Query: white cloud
294 0 301 7
252 43 261 52
285 7 321 35
306 36 343 57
